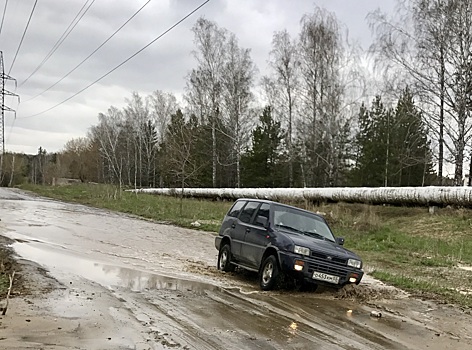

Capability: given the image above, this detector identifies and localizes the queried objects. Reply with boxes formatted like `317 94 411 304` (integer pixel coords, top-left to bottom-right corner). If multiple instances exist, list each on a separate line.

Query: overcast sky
1 0 396 155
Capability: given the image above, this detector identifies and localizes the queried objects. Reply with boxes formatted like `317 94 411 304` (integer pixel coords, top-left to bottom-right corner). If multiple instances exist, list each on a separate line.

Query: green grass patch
344 226 471 266
371 270 472 307
17 183 472 307
19 183 231 232
371 270 444 291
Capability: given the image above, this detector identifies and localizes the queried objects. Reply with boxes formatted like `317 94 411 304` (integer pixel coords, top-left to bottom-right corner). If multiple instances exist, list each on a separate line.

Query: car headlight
347 259 362 269
294 245 310 256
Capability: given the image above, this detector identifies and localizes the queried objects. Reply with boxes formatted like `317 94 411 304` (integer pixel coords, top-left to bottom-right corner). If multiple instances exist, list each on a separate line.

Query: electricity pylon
0 51 19 183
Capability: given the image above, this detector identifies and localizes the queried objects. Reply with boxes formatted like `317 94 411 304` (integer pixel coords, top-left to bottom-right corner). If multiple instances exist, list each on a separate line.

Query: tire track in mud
207 288 400 349
109 279 404 350
173 258 465 350
113 288 233 349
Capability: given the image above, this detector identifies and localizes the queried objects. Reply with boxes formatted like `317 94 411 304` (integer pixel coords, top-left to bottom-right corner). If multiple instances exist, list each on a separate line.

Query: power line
8 0 37 75
19 0 94 87
19 0 95 88
22 0 211 119
1 51 19 181
0 0 9 39
25 0 151 102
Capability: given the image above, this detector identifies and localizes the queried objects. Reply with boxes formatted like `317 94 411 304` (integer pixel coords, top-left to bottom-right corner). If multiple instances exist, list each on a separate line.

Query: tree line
1 1 470 188
0 89 437 188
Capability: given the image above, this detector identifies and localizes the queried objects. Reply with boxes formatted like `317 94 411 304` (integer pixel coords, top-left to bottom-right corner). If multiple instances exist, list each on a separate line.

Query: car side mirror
336 237 345 246
255 215 269 228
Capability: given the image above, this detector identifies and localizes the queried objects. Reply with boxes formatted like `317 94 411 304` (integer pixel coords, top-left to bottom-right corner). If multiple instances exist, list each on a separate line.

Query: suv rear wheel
218 244 235 272
259 255 279 290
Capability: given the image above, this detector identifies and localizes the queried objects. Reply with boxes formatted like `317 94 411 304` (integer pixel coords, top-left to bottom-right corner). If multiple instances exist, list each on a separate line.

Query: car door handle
231 223 236 229
246 228 250 232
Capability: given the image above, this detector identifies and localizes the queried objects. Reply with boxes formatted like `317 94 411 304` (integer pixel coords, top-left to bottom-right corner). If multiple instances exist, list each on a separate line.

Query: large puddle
10 238 400 347
12 240 219 294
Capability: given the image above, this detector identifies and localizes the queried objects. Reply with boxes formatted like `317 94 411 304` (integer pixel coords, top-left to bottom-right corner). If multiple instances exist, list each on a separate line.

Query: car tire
218 244 235 272
259 255 279 291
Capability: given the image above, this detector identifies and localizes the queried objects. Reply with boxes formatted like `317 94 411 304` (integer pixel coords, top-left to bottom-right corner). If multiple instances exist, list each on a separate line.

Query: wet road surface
1 187 471 349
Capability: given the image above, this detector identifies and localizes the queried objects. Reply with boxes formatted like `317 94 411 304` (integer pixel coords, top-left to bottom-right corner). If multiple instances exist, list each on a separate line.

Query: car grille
311 251 347 266
307 260 350 277
307 252 350 278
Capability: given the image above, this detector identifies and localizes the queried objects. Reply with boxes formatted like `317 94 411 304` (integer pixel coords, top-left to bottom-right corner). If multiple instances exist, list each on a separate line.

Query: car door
241 203 271 268
233 201 261 264
222 200 246 259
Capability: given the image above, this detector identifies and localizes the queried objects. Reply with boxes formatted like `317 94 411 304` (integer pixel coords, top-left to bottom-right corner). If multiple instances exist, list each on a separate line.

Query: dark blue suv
215 199 364 290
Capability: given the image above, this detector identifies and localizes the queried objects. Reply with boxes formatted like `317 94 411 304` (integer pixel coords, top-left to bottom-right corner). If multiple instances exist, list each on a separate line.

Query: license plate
312 271 340 284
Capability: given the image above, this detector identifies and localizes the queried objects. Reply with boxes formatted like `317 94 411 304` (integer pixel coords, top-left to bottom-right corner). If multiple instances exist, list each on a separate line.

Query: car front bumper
277 250 364 287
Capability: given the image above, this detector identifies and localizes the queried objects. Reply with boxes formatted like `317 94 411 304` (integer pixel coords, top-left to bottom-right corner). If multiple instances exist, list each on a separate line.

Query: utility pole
0 51 19 184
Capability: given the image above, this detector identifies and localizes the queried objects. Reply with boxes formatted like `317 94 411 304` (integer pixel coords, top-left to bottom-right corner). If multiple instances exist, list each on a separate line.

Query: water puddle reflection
13 241 217 294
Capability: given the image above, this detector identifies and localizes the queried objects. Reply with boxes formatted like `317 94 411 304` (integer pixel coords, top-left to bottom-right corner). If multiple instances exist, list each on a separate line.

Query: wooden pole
2 271 15 316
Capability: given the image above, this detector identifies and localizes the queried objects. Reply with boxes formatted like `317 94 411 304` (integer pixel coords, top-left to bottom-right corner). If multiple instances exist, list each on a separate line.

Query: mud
1 187 472 349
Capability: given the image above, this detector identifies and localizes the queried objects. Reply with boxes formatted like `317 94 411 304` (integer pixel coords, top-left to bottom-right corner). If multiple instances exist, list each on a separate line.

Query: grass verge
18 183 472 307
0 239 18 297
19 183 231 232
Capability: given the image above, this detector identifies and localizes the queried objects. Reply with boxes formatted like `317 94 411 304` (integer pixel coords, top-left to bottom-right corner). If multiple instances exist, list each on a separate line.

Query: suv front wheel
259 255 279 290
218 244 235 272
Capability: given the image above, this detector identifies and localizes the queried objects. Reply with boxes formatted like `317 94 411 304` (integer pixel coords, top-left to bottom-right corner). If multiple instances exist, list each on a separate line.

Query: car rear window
254 203 270 226
239 202 260 223
227 200 246 218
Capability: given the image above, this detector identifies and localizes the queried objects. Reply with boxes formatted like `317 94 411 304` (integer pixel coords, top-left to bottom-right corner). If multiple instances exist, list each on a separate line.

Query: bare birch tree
444 0 472 184
90 107 125 189
297 8 350 186
124 92 153 187
186 17 227 187
148 90 179 145
148 90 179 186
262 30 299 187
221 34 256 188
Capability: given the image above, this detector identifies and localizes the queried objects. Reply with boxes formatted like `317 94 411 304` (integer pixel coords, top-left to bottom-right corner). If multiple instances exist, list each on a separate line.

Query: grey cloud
2 0 395 154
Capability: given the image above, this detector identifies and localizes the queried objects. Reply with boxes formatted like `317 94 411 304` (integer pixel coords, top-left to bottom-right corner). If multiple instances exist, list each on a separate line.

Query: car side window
239 202 260 223
227 201 246 218
254 203 270 226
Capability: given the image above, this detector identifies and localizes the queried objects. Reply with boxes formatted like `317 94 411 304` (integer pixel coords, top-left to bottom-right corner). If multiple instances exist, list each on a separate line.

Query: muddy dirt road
0 188 471 349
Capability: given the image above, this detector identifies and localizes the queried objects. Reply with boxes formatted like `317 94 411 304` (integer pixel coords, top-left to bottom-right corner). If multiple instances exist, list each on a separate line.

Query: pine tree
353 92 434 187
241 107 285 187
391 88 434 186
353 96 391 186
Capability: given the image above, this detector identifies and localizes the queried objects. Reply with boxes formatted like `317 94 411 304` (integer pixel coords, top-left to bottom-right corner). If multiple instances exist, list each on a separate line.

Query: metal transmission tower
0 50 19 182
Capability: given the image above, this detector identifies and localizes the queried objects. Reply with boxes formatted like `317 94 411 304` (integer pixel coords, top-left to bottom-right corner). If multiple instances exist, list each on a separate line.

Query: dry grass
0 260 9 295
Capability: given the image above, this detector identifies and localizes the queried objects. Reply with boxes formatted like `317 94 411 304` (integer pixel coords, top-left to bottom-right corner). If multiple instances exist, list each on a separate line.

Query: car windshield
273 205 335 242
